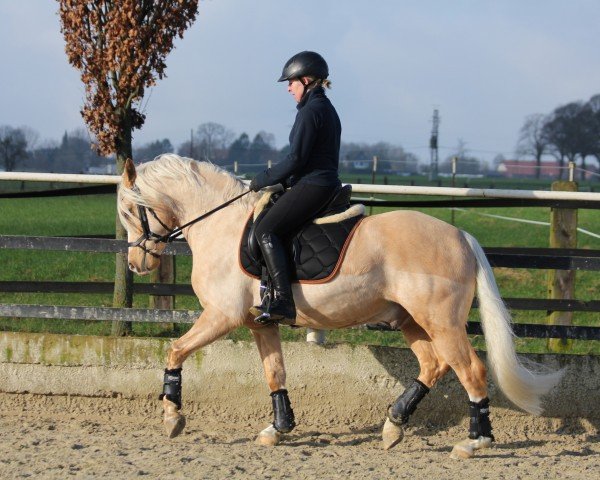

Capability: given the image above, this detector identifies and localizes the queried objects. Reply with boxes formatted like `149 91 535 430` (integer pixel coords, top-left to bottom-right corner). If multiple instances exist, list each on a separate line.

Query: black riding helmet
277 51 329 82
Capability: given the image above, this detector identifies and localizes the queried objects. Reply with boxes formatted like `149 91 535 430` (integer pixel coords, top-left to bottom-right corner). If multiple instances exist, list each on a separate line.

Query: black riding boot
251 233 296 325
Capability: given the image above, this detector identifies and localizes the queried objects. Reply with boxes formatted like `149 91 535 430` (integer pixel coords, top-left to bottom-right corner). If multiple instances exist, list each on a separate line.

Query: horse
117 153 563 459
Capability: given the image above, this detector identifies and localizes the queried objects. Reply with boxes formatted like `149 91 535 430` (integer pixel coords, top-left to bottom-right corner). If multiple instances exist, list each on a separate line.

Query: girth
239 185 364 284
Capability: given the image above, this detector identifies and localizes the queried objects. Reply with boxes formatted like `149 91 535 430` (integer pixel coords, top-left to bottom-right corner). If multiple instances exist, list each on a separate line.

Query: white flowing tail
461 231 564 415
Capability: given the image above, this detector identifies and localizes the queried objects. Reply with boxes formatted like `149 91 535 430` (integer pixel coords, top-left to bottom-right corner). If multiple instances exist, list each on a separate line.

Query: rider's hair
304 76 332 89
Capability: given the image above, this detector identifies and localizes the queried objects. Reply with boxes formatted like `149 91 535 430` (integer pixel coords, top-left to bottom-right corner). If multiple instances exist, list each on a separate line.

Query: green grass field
1 178 599 353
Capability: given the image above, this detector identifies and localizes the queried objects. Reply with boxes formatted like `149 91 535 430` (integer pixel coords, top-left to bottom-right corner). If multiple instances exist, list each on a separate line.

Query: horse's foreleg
161 307 239 438
383 320 450 450
250 325 296 446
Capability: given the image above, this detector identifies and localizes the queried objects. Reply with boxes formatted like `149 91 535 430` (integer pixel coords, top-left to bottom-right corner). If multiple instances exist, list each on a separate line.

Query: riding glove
249 178 262 192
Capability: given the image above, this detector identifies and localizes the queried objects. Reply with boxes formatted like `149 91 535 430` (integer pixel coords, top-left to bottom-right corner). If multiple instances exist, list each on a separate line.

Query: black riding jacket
252 86 341 189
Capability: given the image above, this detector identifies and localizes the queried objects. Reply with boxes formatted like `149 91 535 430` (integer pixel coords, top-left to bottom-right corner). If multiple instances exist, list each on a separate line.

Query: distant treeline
0 122 420 175
2 91 598 176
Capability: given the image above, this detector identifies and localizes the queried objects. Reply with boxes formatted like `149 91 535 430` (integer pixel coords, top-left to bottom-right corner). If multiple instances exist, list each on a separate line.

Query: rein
128 189 251 254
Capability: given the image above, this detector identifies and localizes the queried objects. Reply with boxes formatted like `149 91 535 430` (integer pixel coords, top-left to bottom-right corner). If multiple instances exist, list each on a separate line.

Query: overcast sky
1 1 599 163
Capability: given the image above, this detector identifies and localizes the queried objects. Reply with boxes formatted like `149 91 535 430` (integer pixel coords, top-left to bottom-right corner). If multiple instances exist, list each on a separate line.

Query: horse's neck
187 205 252 276
173 181 253 258
163 169 244 226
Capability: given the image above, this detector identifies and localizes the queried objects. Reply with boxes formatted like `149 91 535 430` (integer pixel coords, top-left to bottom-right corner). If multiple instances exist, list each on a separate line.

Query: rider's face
287 78 306 103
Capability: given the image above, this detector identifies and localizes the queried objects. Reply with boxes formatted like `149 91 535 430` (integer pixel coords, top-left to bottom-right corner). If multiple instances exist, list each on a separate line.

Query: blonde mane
118 154 250 232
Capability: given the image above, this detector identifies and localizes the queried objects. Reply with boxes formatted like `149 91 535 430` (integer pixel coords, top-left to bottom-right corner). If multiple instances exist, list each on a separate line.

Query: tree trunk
557 156 565 180
111 120 134 336
580 156 587 181
149 255 176 333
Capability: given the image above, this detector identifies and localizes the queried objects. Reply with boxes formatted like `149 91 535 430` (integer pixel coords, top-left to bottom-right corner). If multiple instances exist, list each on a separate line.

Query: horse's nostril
128 263 136 272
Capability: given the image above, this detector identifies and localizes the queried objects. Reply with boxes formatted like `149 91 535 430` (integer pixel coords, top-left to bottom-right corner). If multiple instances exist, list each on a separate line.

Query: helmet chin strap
299 78 319 101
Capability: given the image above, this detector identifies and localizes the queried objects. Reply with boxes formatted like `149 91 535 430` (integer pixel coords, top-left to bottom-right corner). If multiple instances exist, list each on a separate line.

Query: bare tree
196 122 234 164
452 138 469 161
58 0 198 335
516 114 549 179
584 94 600 175
543 101 599 180
55 128 100 172
0 126 28 172
442 139 481 175
543 103 582 180
134 138 174 162
248 131 276 165
339 141 419 174
20 126 40 153
575 104 597 180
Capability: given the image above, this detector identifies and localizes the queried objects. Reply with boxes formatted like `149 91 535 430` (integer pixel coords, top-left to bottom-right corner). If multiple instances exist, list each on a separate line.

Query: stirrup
253 293 296 326
253 310 295 326
249 299 270 318
250 269 272 318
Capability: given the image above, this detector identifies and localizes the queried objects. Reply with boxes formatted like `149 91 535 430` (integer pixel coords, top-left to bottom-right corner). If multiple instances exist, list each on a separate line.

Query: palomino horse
117 154 562 459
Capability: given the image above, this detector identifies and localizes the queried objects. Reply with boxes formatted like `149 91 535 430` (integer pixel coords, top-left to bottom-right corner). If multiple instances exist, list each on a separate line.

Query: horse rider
249 51 342 325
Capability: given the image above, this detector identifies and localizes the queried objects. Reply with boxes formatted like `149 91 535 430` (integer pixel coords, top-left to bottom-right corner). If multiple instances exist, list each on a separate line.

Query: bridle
128 202 173 259
127 186 251 261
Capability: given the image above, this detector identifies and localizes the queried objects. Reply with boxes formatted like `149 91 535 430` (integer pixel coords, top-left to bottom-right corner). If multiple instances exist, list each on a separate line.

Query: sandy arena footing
0 333 598 478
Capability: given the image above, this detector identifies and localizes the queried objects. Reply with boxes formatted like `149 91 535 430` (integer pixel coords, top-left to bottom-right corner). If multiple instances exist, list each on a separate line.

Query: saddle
239 185 365 284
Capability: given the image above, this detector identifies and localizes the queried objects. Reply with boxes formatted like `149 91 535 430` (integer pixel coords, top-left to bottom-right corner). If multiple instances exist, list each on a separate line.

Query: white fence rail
0 171 121 184
2 171 600 202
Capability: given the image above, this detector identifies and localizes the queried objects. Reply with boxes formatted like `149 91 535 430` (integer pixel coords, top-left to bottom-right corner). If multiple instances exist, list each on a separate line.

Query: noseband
128 203 171 259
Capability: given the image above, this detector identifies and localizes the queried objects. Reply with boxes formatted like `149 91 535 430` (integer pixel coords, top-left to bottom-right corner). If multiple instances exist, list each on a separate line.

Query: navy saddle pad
238 187 364 283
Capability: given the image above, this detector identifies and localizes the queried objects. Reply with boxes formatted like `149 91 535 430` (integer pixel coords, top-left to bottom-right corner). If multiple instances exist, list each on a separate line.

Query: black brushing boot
251 233 296 325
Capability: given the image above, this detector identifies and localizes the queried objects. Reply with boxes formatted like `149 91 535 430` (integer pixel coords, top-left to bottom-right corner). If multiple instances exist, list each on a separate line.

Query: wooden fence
1 172 600 344
1 233 599 340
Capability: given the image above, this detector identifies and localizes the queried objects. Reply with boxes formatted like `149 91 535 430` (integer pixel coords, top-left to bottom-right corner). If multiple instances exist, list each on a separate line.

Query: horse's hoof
450 436 492 459
256 424 282 447
164 413 186 438
163 399 186 439
382 418 404 450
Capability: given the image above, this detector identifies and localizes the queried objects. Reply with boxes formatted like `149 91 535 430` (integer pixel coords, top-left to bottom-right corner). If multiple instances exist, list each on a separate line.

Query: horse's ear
123 158 136 188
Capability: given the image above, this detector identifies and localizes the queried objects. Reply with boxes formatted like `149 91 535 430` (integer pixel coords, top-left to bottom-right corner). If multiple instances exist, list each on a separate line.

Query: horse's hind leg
383 319 450 450
429 325 494 459
250 324 295 447
403 319 450 389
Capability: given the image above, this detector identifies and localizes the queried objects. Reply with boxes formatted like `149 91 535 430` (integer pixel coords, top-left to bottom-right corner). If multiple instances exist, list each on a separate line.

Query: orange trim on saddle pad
238 214 365 284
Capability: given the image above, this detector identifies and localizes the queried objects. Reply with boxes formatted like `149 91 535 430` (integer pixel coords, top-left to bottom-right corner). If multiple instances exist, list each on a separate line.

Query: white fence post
306 328 326 345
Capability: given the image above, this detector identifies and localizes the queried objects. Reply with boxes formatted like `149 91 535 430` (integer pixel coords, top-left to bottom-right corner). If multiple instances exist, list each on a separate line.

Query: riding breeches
253 183 338 241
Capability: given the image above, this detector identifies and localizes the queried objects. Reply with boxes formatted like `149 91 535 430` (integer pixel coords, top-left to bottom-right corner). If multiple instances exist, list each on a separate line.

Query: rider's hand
249 178 261 192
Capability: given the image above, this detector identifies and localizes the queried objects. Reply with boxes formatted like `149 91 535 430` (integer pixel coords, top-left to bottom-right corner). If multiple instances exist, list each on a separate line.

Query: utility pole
429 109 440 181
